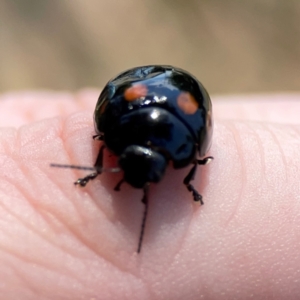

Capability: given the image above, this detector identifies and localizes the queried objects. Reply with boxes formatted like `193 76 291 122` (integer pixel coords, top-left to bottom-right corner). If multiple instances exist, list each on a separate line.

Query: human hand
0 91 299 299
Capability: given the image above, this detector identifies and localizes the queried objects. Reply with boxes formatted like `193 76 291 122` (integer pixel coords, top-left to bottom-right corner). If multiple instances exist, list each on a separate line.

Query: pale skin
0 91 300 300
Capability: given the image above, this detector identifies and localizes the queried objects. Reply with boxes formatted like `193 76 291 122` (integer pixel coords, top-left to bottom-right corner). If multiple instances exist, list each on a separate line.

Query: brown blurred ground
1 0 300 94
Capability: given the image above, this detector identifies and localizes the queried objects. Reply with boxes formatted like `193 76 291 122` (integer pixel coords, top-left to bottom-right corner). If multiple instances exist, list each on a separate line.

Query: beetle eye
177 92 198 114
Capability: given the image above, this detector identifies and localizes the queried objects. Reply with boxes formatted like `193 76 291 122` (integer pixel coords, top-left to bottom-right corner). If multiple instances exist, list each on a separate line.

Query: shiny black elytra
51 65 213 253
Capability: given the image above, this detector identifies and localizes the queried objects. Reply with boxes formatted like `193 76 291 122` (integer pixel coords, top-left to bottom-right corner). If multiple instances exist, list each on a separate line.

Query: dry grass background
1 0 300 94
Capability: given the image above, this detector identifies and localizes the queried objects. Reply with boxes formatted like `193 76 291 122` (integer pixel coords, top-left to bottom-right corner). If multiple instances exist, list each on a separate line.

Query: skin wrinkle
252 121 300 290
1 266 37 300
264 124 288 183
42 183 142 282
1 234 129 299
47 162 105 257
179 207 194 253
0 223 93 292
134 271 153 300
154 179 201 276
69 149 114 224
222 121 246 227
2 123 139 283
77 147 122 224
0 173 111 268
9 265 40 298
285 125 300 208
24 164 88 240
0 183 67 255
1 94 300 298
48 166 123 272
60 114 108 214
54 117 93 221
244 122 275 227
0 135 71 275
74 178 112 222
0 233 79 285
244 122 265 186
3 253 89 300
142 170 212 298
5 165 59 232
259 124 291 223
290 203 300 254
58 115 161 270
291 125 300 144
0 129 17 158
38 191 122 277
0 151 61 237
157 205 193 285
264 123 299 239
52 118 146 279
44 121 115 260
136 174 202 280
19 262 96 299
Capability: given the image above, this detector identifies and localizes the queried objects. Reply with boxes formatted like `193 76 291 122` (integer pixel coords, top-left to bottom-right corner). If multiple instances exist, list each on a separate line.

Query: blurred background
1 0 300 94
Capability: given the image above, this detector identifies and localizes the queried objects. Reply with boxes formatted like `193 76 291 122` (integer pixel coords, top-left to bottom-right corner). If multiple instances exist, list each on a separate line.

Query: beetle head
118 145 167 188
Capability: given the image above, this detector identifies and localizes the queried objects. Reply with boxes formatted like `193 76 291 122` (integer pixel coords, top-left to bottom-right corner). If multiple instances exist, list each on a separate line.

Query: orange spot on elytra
124 84 148 101
177 92 198 114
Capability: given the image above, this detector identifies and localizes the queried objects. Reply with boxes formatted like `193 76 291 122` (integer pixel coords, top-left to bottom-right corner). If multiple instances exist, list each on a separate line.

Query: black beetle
52 65 213 253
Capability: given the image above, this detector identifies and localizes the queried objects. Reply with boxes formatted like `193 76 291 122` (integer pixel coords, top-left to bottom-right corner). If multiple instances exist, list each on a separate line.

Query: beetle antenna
137 184 149 253
50 163 121 173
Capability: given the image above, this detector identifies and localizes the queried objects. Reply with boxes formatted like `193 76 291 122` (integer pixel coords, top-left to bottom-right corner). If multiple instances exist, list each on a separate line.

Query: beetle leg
197 156 214 165
183 163 203 204
74 145 105 187
184 156 213 204
114 178 125 191
93 133 104 140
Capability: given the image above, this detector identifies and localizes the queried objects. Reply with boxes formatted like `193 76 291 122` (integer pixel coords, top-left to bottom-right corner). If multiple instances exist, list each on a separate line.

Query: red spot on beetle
177 92 198 114
124 84 148 101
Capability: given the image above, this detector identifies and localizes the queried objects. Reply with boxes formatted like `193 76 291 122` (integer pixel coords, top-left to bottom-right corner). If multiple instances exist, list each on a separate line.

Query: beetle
51 65 213 253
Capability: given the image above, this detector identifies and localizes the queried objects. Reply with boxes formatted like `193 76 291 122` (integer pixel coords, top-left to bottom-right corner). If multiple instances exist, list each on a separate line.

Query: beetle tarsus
197 156 214 165
74 145 105 187
74 173 98 187
183 156 213 205
187 184 204 204
93 134 104 140
114 178 125 191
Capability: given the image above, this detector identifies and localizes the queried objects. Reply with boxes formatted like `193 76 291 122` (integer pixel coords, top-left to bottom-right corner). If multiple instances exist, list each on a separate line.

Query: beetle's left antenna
137 184 150 253
50 163 120 173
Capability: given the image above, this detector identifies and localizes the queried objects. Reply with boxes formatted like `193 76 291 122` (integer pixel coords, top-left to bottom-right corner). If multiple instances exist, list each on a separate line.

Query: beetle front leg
197 156 213 165
75 145 105 187
183 156 213 204
93 133 104 141
183 163 203 204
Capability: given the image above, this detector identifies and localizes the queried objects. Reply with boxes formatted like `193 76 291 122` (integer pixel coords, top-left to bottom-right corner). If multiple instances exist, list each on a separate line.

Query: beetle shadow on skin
73 142 213 254
87 149 146 237
143 164 212 254
102 160 212 254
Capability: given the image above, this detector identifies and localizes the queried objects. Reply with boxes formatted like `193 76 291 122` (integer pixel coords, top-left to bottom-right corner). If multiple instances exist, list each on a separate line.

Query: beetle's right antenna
137 184 149 253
